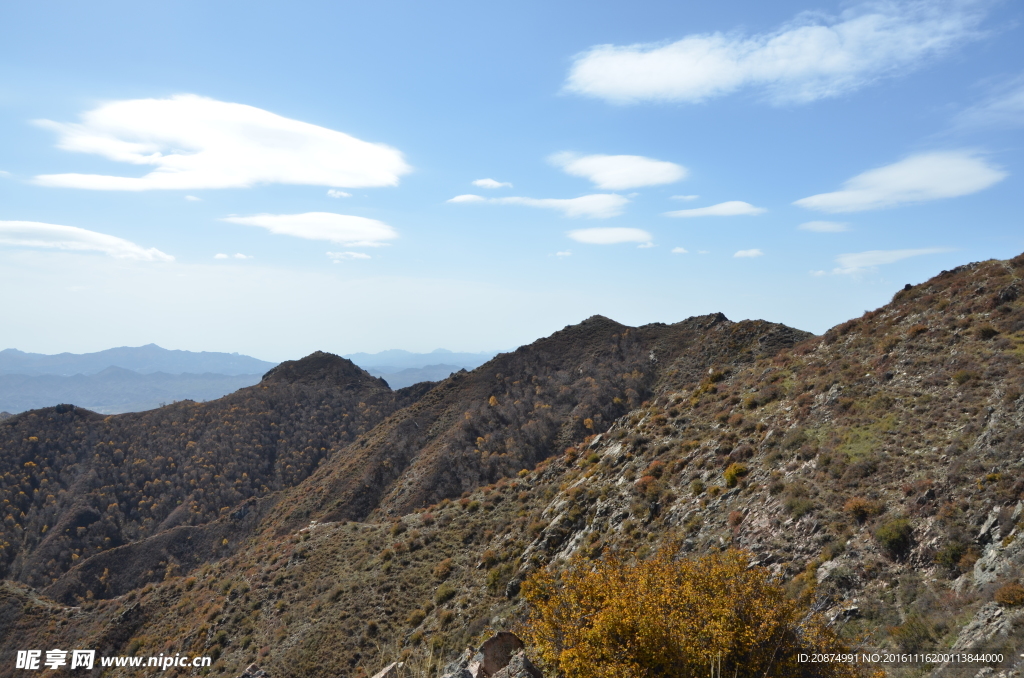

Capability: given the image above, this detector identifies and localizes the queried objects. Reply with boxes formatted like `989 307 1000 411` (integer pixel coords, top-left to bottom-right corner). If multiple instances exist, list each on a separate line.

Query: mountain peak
260 351 385 388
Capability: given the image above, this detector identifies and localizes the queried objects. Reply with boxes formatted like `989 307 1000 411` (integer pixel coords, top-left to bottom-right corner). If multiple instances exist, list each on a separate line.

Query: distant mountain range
0 344 278 376
0 345 500 413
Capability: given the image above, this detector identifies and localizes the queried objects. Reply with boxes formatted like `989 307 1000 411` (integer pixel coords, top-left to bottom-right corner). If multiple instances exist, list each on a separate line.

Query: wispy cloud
734 249 764 258
794 151 1005 212
327 189 352 198
671 247 688 254
185 195 202 202
567 227 652 245
222 212 398 246
833 247 951 274
671 195 699 201
327 251 372 262
555 250 572 257
472 178 512 189
32 94 411 191
214 253 229 259
447 193 629 218
664 201 765 218
953 75 1024 130
0 220 173 261
549 152 687 189
213 252 252 260
565 0 986 105
0 170 11 177
799 220 849 232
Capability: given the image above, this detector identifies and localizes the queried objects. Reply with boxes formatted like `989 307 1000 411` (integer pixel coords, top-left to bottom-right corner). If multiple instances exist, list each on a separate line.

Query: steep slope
0 353 426 588
275 314 808 527
4 254 1023 678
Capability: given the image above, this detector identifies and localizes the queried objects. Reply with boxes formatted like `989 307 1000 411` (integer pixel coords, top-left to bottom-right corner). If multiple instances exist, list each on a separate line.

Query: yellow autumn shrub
520 547 876 678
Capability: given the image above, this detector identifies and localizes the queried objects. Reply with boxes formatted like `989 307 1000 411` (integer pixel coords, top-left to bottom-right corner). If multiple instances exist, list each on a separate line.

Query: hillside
0 353 428 588
1 253 1023 678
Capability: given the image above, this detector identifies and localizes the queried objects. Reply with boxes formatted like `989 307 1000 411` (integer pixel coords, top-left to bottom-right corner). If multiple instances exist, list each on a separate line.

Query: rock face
492 651 543 678
370 661 404 678
440 633 542 678
239 664 270 678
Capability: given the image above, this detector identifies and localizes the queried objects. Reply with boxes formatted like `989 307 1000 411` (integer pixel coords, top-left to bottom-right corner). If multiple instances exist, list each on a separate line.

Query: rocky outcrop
440 633 542 678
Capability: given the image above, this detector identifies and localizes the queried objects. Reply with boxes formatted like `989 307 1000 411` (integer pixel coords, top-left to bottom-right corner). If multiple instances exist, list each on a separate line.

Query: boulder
491 650 543 678
479 632 525 676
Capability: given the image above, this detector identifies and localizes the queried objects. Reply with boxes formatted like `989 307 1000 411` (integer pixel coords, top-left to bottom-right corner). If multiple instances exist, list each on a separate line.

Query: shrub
995 582 1024 606
435 582 456 604
406 609 426 626
975 325 999 340
843 497 883 523
690 480 705 496
952 370 976 385
723 463 749 488
520 548 871 678
875 518 913 558
785 497 815 519
906 324 928 338
433 558 453 581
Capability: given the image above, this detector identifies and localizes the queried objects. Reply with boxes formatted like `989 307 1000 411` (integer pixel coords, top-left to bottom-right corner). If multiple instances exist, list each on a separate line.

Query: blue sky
1 0 1022 361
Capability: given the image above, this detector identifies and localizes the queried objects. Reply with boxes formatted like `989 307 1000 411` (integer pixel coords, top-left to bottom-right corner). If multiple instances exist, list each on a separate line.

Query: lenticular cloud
33 95 411 191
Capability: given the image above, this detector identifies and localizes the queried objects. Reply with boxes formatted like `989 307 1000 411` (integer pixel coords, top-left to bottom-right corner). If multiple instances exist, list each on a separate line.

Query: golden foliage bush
520 548 875 678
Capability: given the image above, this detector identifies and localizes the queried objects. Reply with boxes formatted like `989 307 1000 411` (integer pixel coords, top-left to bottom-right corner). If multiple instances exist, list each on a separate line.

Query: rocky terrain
1 253 1023 677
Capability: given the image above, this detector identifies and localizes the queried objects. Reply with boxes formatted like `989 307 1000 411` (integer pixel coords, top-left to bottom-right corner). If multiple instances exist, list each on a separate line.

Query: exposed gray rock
491 650 543 678
239 664 270 678
479 632 525 676
371 661 404 678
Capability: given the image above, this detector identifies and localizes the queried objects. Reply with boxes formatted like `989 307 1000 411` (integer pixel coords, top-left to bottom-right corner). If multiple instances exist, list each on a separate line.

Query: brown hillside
0 353 427 588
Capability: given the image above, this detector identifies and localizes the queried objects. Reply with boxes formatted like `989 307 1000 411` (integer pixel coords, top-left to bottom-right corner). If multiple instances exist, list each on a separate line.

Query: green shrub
406 609 426 626
785 497 815 519
435 582 456 604
723 463 749 488
875 518 913 558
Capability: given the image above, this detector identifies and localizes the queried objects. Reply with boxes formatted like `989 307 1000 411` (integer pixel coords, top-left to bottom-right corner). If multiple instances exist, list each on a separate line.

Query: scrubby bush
843 497 883 523
875 518 913 558
520 548 873 678
435 582 456 604
723 463 749 488
995 582 1024 606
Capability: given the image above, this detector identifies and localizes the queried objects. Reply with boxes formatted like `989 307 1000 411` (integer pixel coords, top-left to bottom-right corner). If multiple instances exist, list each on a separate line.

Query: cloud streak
0 220 173 261
833 247 951 274
565 0 986 105
549 152 687 189
567 227 652 245
472 178 512 189
794 151 1005 212
799 221 849 232
33 94 411 191
664 201 765 218
222 212 398 246
448 193 629 218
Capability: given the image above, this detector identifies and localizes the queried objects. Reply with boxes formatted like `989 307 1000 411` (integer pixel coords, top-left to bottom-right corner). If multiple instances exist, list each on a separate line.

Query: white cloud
671 194 699 201
799 220 849 232
0 170 11 177
953 76 1024 129
555 250 572 257
214 253 229 259
185 195 202 201
833 247 951 274
549 152 687 189
794 151 1006 212
32 94 411 191
565 0 986 105
0 220 173 261
233 253 251 259
734 249 764 258
472 178 512 189
567 227 652 245
327 251 372 262
327 189 352 198
671 247 688 254
222 212 398 246
449 194 629 218
664 200 766 217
